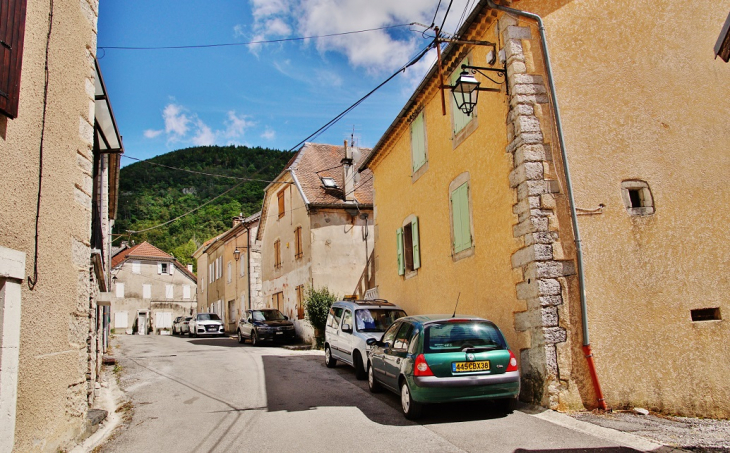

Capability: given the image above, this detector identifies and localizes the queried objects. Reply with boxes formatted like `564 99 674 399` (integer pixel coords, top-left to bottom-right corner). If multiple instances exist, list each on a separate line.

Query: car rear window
198 314 221 321
424 321 507 353
355 309 406 332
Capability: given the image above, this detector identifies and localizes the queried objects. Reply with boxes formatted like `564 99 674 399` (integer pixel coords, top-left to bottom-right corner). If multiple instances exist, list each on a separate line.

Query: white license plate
275 331 283 335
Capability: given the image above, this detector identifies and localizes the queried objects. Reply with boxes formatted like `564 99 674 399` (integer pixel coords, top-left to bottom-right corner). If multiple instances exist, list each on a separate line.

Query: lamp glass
451 70 480 116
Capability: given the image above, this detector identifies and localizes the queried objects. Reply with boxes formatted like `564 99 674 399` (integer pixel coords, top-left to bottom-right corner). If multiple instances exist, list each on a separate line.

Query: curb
69 367 124 453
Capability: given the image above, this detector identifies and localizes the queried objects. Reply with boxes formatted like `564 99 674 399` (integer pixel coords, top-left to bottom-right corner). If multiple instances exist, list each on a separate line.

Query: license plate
206 326 216 331
275 331 283 335
453 361 490 373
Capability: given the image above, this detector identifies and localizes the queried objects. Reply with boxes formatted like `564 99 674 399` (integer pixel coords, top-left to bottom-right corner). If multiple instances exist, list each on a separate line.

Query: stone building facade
0 0 124 450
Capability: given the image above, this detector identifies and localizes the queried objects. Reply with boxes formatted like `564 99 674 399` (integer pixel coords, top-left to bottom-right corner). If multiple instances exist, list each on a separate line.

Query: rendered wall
513 0 730 417
0 0 104 449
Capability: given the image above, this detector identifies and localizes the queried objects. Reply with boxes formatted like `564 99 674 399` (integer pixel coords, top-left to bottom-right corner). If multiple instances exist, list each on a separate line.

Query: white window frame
132 260 141 274
143 284 151 299
165 284 174 300
116 282 125 298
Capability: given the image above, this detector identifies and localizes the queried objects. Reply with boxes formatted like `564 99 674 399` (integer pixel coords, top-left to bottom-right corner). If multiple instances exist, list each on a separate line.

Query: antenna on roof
452 292 461 318
351 126 356 148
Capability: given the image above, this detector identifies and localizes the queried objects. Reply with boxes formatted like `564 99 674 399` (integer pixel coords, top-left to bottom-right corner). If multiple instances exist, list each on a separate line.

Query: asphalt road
99 334 643 453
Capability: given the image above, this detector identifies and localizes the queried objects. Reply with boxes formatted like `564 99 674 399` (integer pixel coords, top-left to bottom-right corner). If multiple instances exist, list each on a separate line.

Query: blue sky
97 0 477 164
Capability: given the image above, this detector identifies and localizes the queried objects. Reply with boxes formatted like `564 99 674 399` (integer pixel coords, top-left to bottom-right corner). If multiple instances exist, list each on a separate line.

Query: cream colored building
193 213 262 333
0 0 124 450
110 242 197 335
257 142 374 342
361 0 730 418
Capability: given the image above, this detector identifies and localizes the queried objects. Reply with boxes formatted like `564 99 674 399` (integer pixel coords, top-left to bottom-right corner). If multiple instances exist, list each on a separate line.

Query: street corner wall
513 0 730 417
0 0 104 449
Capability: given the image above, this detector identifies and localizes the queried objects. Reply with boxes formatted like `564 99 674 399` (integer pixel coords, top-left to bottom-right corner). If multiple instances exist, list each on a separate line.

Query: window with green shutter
451 182 472 253
451 57 472 135
411 110 427 172
397 216 421 276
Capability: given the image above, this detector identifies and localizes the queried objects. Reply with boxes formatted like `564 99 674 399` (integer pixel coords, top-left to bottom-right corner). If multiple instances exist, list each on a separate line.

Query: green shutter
452 183 471 253
396 227 405 275
451 57 472 134
411 111 426 171
412 217 420 270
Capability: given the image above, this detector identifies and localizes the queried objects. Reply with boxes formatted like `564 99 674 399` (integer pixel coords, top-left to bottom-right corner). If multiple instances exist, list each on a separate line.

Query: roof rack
352 299 394 306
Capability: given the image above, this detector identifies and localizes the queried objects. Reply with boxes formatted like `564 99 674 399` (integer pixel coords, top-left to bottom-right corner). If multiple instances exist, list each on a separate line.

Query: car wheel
401 380 423 420
237 330 244 344
325 345 337 368
367 363 381 393
251 330 259 346
498 397 517 414
188 329 192 337
353 351 366 380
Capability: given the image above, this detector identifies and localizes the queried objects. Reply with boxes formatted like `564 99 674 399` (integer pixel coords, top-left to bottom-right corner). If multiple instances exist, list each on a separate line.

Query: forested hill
115 145 295 267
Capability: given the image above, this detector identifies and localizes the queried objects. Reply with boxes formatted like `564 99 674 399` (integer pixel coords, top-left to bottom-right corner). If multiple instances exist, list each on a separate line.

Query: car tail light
414 354 434 377
506 350 518 372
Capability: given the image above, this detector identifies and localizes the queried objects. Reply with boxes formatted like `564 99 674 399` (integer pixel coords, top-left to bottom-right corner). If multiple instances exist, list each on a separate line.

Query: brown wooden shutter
0 0 28 119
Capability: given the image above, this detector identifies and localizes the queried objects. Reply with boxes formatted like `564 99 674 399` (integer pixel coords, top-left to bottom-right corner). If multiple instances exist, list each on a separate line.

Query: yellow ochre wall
370 34 527 360
512 0 730 417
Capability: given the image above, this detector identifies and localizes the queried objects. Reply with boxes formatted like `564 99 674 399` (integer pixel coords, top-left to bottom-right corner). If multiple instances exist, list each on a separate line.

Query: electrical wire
99 24 415 50
28 0 54 291
287 41 435 152
439 0 455 37
431 0 444 28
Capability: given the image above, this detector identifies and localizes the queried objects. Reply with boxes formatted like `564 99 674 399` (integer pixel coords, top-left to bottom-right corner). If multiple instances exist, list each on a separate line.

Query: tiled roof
111 241 197 282
292 143 374 206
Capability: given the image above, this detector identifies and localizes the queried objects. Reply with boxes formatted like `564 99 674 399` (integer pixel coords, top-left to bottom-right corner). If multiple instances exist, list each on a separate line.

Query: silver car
188 313 225 337
324 300 406 379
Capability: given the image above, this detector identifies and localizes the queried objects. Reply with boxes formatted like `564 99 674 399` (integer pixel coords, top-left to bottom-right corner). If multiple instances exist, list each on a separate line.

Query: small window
143 284 151 299
115 282 124 298
183 285 190 300
227 261 232 283
165 285 173 300
393 323 414 351
328 306 344 328
132 261 141 274
294 227 303 259
0 0 28 118
411 110 427 174
691 308 721 322
396 216 421 276
272 291 283 311
342 310 353 331
274 240 282 269
621 180 655 216
159 262 168 275
320 177 338 189
277 189 286 219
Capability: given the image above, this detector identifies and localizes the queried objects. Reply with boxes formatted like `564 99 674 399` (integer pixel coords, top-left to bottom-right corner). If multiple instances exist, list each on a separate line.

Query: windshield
252 310 287 322
424 321 507 353
354 309 406 332
198 314 221 321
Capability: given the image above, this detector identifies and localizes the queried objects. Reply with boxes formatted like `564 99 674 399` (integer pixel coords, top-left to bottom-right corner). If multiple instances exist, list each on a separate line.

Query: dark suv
237 309 296 345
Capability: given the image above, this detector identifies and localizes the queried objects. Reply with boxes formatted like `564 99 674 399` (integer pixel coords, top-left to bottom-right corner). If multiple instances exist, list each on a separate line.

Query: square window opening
628 189 642 208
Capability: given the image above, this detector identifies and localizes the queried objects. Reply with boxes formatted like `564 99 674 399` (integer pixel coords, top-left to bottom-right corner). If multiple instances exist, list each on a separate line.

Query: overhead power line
99 24 417 50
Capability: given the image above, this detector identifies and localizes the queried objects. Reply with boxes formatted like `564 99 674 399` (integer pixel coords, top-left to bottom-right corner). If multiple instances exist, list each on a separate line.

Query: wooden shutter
277 190 285 218
0 0 27 118
451 183 471 253
396 227 405 276
411 217 420 270
451 57 472 134
411 111 426 171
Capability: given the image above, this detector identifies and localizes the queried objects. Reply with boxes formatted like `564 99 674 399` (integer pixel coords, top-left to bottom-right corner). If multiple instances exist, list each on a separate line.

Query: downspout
486 0 607 410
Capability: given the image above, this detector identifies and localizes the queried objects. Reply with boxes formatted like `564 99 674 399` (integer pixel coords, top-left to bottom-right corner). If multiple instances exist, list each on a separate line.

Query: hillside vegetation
115 145 295 267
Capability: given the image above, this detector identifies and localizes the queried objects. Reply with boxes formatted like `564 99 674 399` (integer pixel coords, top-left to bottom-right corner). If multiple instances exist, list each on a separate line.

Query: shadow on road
263 354 512 426
514 449 639 452
186 337 295 349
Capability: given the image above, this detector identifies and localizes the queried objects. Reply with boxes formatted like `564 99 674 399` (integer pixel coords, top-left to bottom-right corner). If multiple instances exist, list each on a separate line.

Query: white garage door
156 311 172 328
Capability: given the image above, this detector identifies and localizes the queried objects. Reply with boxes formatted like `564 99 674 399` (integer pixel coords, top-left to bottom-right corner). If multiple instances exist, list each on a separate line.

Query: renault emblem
467 353 475 361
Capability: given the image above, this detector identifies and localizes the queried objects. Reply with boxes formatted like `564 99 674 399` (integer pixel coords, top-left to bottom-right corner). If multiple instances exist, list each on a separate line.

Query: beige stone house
110 242 197 334
0 0 124 450
360 0 730 418
257 142 374 342
193 213 262 333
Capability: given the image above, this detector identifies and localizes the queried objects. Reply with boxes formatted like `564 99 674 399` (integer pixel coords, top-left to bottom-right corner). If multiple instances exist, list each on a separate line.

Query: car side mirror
342 323 352 333
284 315 289 320
366 338 377 346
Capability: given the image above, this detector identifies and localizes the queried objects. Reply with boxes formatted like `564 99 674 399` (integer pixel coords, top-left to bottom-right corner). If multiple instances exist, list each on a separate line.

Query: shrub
304 286 338 333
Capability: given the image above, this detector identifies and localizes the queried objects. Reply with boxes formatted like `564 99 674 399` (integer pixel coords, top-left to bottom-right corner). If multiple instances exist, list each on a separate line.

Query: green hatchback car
366 315 520 419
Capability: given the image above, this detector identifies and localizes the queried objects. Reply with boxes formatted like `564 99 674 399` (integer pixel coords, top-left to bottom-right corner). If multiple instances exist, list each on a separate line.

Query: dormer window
320 177 338 189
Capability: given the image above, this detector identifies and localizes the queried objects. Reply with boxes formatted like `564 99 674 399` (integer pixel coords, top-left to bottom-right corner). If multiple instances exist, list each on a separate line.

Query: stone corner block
503 25 532 41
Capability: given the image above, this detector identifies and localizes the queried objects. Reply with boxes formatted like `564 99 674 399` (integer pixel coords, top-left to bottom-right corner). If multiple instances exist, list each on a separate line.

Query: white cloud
191 119 216 146
261 128 276 140
233 24 246 38
247 0 477 73
224 111 255 139
163 103 190 139
143 129 163 139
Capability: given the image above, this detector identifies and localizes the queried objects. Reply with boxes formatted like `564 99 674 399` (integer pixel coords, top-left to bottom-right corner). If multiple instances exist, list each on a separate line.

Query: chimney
232 212 243 227
341 140 354 201
187 264 193 273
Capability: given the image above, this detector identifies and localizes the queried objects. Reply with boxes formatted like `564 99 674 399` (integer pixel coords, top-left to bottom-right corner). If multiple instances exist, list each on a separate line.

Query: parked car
324 299 406 380
172 316 185 335
188 313 225 337
366 315 520 419
237 309 295 345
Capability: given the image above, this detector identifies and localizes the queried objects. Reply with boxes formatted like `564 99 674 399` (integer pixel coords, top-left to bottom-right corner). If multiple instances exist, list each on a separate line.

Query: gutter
486 0 607 410
289 169 310 206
